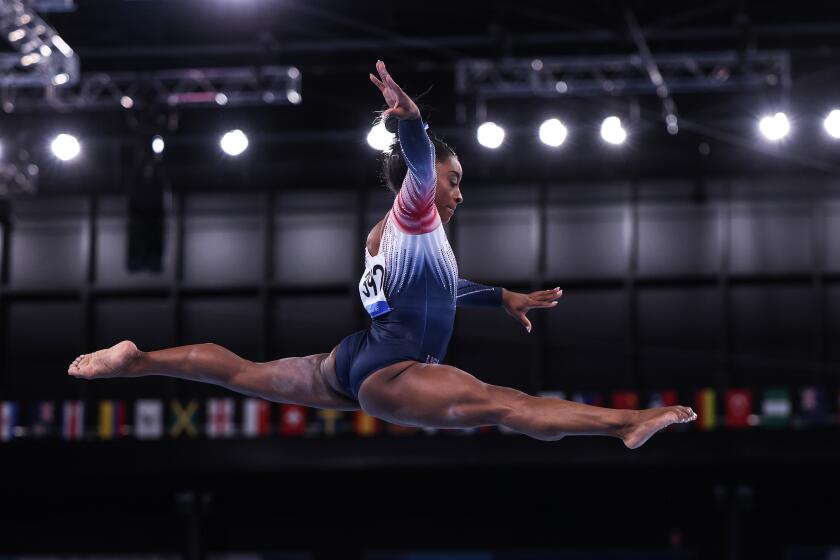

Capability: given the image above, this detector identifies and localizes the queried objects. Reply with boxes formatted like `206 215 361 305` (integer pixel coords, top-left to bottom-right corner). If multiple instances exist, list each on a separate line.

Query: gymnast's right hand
369 60 420 121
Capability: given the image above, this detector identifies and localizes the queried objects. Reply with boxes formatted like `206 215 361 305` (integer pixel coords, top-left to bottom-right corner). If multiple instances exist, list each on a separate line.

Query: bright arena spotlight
538 118 568 147
151 135 165 155
600 116 627 145
51 133 81 161
758 112 790 141
220 129 249 156
366 121 394 151
823 109 840 139
477 121 505 149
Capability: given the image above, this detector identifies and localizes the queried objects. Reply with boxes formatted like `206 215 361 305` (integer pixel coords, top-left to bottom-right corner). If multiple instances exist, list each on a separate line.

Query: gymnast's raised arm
369 60 437 233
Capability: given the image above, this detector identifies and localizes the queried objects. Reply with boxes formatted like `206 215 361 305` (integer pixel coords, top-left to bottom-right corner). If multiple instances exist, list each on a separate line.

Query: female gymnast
68 60 696 449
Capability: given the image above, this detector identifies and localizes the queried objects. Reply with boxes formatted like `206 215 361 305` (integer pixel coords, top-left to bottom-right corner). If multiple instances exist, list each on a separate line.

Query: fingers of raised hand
369 73 386 92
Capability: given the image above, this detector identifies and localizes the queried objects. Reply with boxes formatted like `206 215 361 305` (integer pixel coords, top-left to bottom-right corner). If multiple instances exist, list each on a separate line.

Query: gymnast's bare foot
621 406 696 450
68 340 142 380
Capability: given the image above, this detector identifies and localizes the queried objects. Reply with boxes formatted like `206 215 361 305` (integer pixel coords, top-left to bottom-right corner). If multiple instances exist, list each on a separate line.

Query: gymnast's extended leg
67 340 359 411
358 361 695 449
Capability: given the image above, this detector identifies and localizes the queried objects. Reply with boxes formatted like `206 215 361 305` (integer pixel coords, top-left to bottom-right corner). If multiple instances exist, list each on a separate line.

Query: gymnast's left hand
502 287 563 333
369 60 421 121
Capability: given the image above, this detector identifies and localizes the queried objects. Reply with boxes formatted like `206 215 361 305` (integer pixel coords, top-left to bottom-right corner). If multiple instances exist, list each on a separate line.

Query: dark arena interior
1 1 840 559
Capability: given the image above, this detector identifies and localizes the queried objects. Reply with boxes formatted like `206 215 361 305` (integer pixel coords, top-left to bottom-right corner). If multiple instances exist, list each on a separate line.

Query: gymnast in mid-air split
68 60 696 449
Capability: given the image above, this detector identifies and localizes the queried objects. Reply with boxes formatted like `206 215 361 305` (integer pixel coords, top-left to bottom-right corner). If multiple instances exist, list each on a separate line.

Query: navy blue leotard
334 117 501 401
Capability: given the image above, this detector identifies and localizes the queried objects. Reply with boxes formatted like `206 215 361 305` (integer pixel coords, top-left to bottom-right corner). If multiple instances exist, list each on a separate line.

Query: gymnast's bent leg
358 361 695 449
68 340 359 411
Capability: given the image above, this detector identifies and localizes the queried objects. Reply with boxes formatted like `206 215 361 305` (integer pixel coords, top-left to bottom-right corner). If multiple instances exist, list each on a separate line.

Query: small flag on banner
799 387 827 427
170 400 199 438
279 405 307 436
695 389 716 431
206 398 235 439
30 401 56 438
648 390 678 409
353 411 380 437
316 409 345 437
612 391 640 410
761 388 791 428
62 400 85 441
572 392 604 406
387 422 419 436
98 400 127 440
135 399 163 440
725 389 753 429
242 399 271 438
1 401 19 442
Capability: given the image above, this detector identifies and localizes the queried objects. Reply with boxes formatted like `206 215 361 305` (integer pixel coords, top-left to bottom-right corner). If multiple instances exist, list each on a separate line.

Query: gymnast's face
435 156 463 224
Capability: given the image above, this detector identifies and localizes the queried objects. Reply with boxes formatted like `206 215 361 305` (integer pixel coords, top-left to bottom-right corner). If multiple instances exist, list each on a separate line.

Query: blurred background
1 1 839 559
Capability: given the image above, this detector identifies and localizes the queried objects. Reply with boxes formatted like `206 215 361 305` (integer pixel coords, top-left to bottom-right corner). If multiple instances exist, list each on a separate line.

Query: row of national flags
0 387 836 442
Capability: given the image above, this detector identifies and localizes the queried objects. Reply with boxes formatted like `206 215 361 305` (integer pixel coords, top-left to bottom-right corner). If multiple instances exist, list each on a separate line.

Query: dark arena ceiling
3 0 840 193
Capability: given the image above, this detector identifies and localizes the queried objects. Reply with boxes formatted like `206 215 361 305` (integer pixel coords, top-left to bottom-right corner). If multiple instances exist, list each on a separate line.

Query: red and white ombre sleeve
390 117 440 234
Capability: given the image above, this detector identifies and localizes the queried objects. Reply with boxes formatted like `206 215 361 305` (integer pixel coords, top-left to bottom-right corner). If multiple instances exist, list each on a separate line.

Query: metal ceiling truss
1 65 303 112
0 0 79 88
455 50 791 100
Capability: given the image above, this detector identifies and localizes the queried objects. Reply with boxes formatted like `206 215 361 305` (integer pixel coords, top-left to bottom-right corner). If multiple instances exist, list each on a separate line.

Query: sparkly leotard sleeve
333 117 460 401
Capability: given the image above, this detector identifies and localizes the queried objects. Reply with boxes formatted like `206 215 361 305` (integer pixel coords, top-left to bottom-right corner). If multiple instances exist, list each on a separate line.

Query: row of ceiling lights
9 110 840 163
368 110 840 150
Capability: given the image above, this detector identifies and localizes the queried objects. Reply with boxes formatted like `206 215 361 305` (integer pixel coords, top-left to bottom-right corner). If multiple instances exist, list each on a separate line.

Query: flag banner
97 400 127 440
572 392 604 406
135 399 163 440
725 388 753 429
387 422 419 436
1 401 18 442
170 400 199 439
538 391 567 400
206 398 235 439
761 388 791 428
695 389 716 431
62 400 85 441
799 387 827 427
315 409 346 437
648 390 678 409
279 404 307 436
353 411 380 437
612 391 640 410
30 401 56 438
242 399 271 438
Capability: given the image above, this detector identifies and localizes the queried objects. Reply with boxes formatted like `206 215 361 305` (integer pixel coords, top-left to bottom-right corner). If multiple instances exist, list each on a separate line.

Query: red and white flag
62 400 85 441
279 405 307 436
242 399 270 438
206 398 235 438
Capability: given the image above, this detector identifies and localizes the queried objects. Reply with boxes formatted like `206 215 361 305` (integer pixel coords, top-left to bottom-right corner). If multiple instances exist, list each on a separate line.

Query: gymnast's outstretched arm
456 278 563 333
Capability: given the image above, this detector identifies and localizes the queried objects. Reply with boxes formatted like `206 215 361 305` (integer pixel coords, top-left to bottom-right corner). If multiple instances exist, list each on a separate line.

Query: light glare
151 136 165 154
366 121 394 151
51 133 80 161
220 129 248 156
758 112 790 141
477 122 505 149
823 109 840 139
539 118 568 147
600 116 627 145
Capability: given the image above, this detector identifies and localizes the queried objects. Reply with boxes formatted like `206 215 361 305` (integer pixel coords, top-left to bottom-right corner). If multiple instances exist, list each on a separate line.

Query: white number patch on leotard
359 252 392 318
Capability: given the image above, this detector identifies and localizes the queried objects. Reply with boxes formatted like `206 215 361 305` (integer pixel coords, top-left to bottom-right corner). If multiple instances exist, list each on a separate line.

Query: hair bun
384 114 399 134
